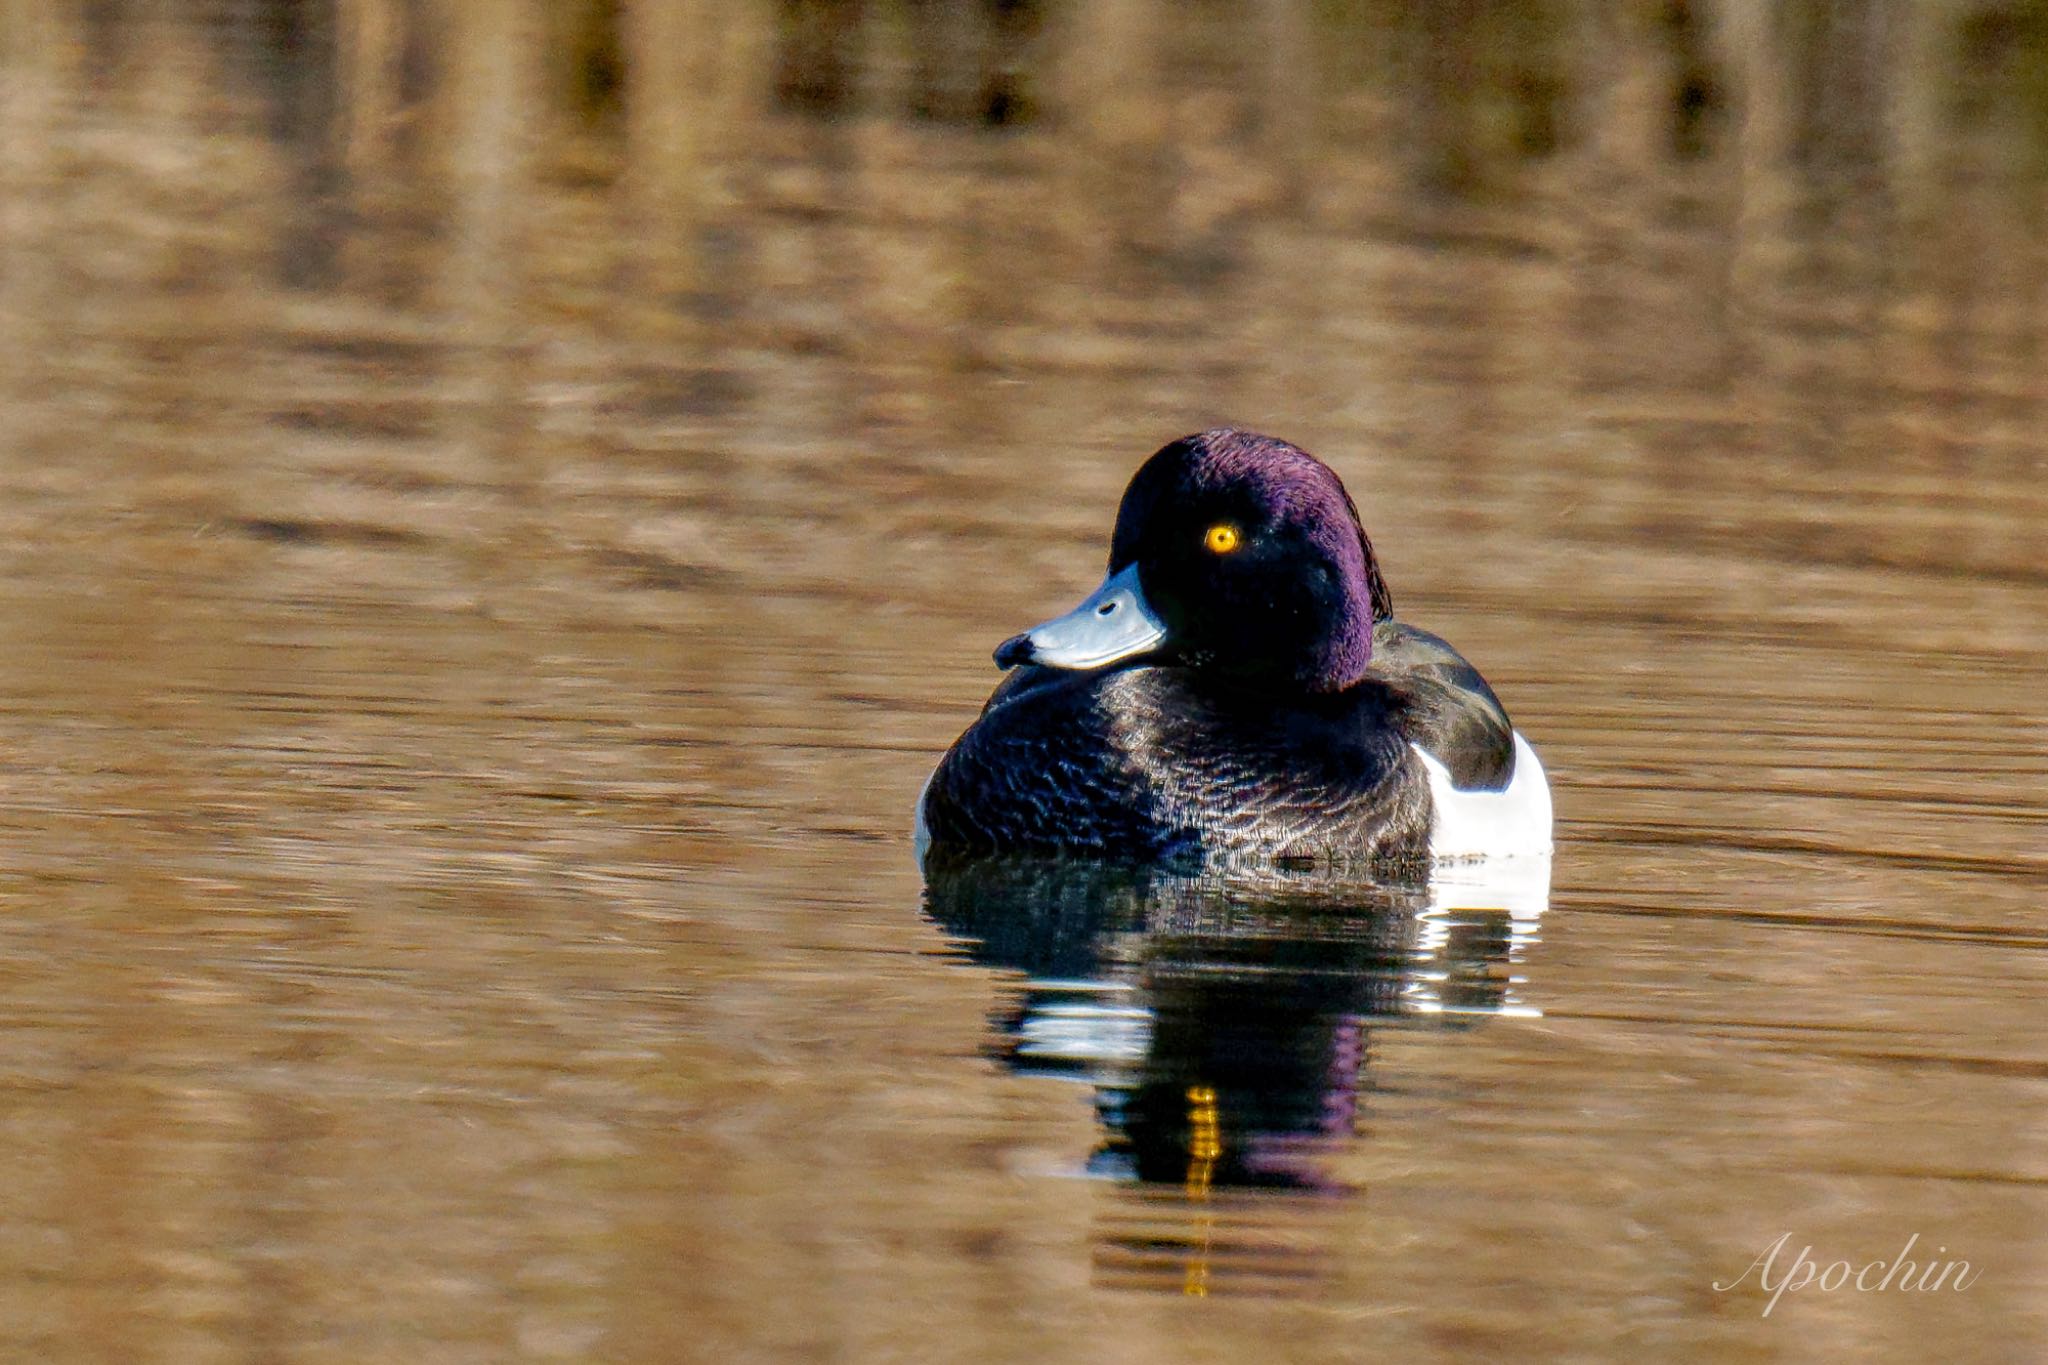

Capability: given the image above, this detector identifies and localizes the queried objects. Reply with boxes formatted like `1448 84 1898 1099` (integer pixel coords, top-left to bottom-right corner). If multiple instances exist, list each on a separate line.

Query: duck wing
1367 621 1517 792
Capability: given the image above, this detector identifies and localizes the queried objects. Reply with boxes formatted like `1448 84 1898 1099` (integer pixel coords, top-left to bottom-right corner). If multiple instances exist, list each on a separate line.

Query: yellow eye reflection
1203 524 1241 554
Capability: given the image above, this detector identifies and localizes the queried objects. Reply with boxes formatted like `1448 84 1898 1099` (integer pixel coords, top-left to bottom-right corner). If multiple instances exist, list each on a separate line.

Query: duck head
995 428 1393 693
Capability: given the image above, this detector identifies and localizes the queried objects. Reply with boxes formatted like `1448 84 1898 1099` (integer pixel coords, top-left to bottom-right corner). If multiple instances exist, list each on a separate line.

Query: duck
915 428 1551 870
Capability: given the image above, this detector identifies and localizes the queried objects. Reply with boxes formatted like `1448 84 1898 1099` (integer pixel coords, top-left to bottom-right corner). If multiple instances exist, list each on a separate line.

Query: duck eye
1203 524 1241 555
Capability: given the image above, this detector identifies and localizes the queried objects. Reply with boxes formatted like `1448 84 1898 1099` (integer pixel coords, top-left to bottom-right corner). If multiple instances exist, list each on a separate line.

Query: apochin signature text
1715 1233 1980 1316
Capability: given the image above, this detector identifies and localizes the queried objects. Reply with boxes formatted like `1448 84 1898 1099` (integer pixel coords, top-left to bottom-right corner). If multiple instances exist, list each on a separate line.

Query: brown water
1 5 2045 1361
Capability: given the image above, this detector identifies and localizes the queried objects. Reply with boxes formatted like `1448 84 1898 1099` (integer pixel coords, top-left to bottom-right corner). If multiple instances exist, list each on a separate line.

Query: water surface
0 6 2043 1361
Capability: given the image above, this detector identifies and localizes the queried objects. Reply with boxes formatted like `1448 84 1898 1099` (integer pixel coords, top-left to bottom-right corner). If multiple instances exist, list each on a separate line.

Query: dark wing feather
1368 621 1517 791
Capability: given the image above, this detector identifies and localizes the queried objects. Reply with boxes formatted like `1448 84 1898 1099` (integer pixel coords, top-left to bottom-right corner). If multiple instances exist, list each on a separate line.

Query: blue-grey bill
994 563 1168 670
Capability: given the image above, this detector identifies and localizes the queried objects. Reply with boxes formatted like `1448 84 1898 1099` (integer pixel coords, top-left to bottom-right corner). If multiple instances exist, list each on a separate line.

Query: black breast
921 664 1432 867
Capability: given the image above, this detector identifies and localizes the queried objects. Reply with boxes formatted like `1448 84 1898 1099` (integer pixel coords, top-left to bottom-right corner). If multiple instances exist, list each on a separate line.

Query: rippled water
1 5 2044 1361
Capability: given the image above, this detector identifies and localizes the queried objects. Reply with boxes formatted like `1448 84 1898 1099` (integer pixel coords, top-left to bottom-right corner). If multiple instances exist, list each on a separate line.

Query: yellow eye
1204 524 1241 554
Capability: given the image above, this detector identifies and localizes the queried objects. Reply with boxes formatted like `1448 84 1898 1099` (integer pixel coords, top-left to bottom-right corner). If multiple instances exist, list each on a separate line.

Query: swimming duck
916 428 1551 869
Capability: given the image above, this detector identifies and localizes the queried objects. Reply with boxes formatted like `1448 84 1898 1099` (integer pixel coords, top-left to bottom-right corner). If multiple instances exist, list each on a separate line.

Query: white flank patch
1412 731 1554 861
911 766 935 869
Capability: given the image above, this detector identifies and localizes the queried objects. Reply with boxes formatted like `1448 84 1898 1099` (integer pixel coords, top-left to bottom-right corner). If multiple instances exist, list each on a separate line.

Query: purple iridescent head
995 429 1392 692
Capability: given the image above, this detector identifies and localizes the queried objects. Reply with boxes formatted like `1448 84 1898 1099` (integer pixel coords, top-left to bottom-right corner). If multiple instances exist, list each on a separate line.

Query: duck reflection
924 857 1547 1295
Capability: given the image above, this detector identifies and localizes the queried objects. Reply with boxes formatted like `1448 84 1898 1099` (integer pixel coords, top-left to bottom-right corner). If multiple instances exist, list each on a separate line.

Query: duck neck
1303 611 1374 693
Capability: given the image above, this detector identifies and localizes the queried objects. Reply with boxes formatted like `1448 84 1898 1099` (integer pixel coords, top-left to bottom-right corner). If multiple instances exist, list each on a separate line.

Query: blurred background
0 1 2044 1361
